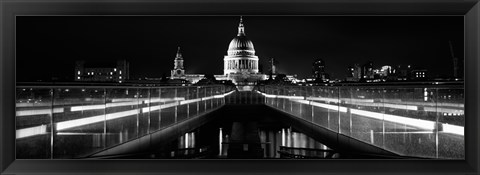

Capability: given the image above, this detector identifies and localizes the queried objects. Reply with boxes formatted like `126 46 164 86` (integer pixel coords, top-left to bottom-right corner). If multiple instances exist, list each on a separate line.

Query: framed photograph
1 0 479 174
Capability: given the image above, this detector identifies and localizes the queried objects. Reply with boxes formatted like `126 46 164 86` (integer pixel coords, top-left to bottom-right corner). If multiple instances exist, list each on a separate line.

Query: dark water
133 106 333 159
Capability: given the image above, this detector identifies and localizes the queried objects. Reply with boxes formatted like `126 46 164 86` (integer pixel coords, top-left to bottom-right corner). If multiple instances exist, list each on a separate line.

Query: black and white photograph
15 15 464 160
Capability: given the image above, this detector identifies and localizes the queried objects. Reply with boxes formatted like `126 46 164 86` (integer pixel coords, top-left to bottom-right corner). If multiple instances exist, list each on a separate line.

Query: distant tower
449 41 459 78
268 58 277 74
312 59 329 81
171 47 185 77
312 59 325 79
362 61 374 79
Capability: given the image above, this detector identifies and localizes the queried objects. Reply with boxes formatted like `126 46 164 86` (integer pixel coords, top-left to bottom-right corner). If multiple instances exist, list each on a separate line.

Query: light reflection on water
164 125 332 159
257 128 331 158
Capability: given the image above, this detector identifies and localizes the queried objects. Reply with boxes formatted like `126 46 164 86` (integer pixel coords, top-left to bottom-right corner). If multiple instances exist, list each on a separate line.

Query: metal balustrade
15 85 235 159
256 85 464 159
15 84 464 159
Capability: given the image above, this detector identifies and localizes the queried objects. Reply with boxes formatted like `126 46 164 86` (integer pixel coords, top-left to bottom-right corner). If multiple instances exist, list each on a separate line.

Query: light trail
258 91 464 136
16 108 64 116
16 91 234 139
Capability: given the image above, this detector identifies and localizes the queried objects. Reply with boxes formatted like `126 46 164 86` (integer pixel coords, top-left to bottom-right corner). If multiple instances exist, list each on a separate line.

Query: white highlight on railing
442 123 464 136
258 91 464 136
304 95 463 113
264 93 276 98
202 96 214 101
106 109 140 120
16 125 47 139
383 103 418 111
16 103 52 107
294 99 311 105
70 105 105 111
106 101 139 108
112 98 137 102
16 108 64 117
277 95 304 100
287 98 348 113
214 90 235 98
305 97 340 103
179 99 201 105
423 106 464 115
349 109 436 130
17 90 234 139
70 98 187 112
310 101 348 113
56 114 107 131
257 91 306 100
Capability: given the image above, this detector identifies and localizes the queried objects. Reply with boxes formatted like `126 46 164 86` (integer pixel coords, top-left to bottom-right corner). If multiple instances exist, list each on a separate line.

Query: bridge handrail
15 85 235 159
256 84 464 159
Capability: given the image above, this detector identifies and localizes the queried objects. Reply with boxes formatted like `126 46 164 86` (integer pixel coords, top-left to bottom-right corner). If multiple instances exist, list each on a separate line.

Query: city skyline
13 17 466 161
16 16 464 82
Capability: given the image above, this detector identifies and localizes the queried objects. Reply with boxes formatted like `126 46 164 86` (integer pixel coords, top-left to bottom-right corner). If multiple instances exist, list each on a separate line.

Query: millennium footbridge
15 84 464 159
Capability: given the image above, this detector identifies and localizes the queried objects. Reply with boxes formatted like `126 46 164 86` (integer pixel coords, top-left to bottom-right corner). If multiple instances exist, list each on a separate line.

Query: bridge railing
257 85 464 159
15 85 236 159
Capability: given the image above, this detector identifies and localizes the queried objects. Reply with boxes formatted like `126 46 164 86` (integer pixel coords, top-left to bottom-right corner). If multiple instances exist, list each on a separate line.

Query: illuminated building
411 69 428 80
378 65 392 77
169 47 205 84
346 64 362 82
222 16 267 85
362 61 374 79
171 47 185 77
223 16 259 75
393 64 412 80
169 17 267 87
372 65 392 80
74 60 129 82
312 59 329 82
388 65 429 81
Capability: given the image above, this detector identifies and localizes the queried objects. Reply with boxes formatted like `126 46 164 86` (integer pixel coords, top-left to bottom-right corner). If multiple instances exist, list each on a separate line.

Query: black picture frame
1 0 479 174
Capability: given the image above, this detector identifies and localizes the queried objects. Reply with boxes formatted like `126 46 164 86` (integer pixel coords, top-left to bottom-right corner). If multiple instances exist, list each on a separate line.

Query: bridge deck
15 85 464 159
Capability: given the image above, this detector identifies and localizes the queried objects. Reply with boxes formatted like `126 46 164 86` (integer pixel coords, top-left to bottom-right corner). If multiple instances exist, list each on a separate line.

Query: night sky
16 16 464 82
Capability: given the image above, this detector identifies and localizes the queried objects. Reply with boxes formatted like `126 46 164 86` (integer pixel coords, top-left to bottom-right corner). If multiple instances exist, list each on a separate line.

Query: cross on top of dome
238 16 245 36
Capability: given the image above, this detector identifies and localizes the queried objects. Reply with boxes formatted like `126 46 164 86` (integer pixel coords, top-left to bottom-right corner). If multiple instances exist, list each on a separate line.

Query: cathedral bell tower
171 47 185 77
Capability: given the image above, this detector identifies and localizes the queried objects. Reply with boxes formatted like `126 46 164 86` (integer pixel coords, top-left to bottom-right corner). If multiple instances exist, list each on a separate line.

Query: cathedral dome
227 36 255 56
227 16 256 56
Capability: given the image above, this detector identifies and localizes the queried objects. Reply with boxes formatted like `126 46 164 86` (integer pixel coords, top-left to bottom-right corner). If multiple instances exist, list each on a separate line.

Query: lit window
119 76 122 79
110 72 113 75
77 71 80 75
120 70 122 75
77 77 80 80
114 68 117 72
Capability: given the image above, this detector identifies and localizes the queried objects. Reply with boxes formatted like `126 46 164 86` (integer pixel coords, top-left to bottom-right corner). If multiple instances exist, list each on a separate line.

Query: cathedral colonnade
225 59 258 70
